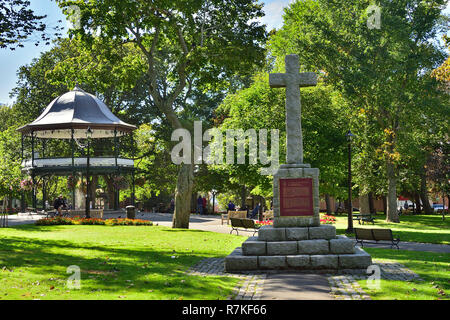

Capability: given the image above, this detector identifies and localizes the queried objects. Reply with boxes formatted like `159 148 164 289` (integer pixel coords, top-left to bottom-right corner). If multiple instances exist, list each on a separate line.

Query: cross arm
269 73 287 88
269 72 318 88
297 72 317 87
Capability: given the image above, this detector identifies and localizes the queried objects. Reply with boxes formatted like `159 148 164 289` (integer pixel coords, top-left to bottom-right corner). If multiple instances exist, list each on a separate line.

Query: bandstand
17 86 137 217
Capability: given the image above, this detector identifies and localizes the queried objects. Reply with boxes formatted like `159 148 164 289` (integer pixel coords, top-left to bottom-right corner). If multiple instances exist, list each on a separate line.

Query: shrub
35 217 153 226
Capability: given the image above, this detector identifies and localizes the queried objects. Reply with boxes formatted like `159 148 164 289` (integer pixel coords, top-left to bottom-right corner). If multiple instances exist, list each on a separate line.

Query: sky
0 0 447 105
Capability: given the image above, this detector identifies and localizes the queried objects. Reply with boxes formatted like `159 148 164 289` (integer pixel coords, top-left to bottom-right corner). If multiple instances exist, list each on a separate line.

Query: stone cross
269 54 317 164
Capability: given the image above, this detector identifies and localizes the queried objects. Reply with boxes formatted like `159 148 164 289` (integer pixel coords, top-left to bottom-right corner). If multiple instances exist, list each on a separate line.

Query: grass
359 248 450 300
0 224 247 300
332 214 450 244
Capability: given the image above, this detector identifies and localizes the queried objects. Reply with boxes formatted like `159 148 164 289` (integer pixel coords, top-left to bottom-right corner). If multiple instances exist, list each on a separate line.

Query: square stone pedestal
273 164 320 228
224 226 373 272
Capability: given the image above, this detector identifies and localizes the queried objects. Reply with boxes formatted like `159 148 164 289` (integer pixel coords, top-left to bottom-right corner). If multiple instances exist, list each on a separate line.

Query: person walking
197 195 203 215
227 201 235 212
202 196 207 215
250 203 260 219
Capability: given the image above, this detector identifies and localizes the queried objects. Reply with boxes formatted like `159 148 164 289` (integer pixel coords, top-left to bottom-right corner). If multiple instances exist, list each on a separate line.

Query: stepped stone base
225 226 372 272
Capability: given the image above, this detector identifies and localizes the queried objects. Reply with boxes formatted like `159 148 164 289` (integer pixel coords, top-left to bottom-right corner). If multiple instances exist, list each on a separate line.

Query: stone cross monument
270 54 320 228
224 55 372 272
269 54 317 164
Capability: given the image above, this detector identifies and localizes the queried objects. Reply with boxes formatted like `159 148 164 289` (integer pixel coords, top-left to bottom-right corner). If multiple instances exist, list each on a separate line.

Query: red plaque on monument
279 178 314 216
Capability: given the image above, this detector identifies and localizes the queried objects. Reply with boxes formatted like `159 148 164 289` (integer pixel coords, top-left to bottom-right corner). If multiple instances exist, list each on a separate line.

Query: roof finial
73 82 82 91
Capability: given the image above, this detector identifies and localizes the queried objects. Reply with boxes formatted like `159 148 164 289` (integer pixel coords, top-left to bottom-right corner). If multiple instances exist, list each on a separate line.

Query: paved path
260 273 332 300
1 213 46 226
187 257 424 300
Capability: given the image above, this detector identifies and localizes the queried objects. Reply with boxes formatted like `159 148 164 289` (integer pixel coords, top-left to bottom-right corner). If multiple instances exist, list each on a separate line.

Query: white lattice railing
21 157 134 169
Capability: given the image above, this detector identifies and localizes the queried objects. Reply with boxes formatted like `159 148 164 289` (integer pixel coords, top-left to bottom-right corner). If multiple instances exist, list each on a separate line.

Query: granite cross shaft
269 54 317 164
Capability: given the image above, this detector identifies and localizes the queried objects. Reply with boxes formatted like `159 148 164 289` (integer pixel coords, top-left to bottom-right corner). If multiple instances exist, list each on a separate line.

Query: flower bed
320 214 336 224
35 217 153 226
255 220 273 228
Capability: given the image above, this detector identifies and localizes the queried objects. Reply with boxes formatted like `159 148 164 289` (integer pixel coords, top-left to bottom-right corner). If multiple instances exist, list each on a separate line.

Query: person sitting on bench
53 195 64 216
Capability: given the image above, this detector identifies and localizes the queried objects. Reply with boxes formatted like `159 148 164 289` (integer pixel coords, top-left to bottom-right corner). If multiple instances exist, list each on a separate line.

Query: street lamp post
85 127 93 218
346 130 355 233
211 190 217 215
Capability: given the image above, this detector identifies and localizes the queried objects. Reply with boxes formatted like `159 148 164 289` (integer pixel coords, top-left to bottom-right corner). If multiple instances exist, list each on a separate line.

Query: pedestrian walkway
260 273 333 300
186 257 424 300
2 213 46 226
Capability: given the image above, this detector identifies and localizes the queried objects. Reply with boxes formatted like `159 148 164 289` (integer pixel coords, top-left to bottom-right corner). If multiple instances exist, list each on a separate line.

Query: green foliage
0 111 22 199
0 0 54 49
215 72 348 199
269 0 449 219
131 123 178 199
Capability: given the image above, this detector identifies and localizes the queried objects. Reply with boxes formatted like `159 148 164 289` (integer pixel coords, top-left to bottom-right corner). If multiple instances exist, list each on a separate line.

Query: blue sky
0 0 447 105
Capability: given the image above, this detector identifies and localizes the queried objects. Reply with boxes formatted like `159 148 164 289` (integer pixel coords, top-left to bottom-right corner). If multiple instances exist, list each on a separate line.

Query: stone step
258 224 336 242
242 235 356 256
225 247 372 272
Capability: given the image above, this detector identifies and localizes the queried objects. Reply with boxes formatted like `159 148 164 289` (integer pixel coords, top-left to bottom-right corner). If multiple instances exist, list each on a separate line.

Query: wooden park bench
68 209 104 219
354 228 400 249
353 213 375 225
222 210 247 225
229 218 258 236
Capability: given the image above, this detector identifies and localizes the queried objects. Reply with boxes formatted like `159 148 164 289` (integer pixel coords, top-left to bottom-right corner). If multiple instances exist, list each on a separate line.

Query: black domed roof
17 86 136 139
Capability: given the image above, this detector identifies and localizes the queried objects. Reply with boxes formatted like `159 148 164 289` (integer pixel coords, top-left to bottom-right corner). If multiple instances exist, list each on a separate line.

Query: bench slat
372 229 393 241
355 228 375 241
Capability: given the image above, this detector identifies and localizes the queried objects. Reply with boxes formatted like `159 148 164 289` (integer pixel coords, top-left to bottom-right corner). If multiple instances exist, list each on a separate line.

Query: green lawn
333 214 450 244
0 224 246 300
360 248 450 300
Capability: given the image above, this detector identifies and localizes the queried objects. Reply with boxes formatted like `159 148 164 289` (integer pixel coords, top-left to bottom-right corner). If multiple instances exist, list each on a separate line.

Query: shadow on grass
364 248 450 296
0 231 238 299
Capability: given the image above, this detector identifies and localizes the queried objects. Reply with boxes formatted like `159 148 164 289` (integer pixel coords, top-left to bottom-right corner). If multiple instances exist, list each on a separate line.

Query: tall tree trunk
325 194 332 215
382 195 387 215
359 194 370 215
414 193 421 214
240 185 247 209
386 161 399 222
172 164 194 228
368 192 376 214
419 171 433 215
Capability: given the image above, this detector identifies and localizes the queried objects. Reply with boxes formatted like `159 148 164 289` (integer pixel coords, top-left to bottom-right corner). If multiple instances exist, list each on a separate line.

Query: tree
432 35 450 82
270 0 448 222
215 72 349 212
0 0 58 49
56 0 267 228
0 107 22 203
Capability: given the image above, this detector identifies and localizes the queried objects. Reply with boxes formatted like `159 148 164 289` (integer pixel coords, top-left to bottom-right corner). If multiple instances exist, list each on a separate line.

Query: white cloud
260 0 293 30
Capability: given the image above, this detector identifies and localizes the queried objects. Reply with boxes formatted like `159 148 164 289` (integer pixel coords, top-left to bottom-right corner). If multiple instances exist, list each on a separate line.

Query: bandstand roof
17 86 136 139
